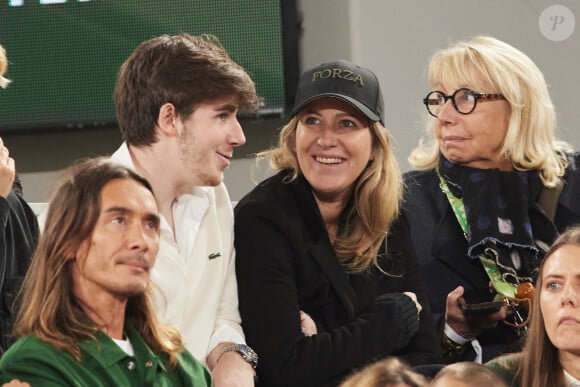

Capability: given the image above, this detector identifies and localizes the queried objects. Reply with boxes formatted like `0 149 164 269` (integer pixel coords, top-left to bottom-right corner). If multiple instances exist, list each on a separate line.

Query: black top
402 152 580 362
234 171 441 387
0 190 39 353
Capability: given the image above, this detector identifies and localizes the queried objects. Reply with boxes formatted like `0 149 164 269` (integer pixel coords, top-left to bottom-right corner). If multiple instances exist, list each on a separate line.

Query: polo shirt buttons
145 360 153 368
127 361 136 370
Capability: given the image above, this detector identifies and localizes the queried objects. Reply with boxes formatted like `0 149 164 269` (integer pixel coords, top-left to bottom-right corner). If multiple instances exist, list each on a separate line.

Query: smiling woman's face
295 97 373 204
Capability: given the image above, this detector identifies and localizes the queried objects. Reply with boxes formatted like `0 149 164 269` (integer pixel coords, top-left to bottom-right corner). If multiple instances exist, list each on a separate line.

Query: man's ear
64 249 78 262
68 239 89 262
156 103 179 137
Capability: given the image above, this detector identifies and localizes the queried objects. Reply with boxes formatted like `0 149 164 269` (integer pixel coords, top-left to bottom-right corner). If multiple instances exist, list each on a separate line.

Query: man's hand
0 137 15 198
207 343 255 387
445 285 507 339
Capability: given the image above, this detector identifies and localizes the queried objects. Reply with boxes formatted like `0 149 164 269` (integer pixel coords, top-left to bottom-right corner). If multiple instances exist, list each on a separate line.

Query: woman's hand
445 285 507 339
300 310 317 336
403 292 422 315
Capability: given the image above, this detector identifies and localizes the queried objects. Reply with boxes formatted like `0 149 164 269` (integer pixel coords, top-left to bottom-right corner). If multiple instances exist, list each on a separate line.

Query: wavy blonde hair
409 35 571 187
259 115 402 273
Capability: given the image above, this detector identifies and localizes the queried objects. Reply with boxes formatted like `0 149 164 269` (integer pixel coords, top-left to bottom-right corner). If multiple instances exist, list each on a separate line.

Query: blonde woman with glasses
402 35 580 364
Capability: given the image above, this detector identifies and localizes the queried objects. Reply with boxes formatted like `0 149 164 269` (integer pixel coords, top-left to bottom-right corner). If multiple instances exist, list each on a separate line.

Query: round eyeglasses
423 88 505 117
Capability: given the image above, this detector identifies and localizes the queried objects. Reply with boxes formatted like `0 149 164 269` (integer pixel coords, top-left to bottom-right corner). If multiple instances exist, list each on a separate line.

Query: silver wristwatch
218 344 258 368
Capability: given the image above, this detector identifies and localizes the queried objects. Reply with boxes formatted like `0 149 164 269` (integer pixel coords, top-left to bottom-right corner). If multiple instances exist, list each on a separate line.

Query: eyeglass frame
422 88 506 117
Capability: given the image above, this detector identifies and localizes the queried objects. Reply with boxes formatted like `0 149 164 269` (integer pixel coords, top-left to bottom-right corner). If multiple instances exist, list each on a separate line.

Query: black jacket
0 191 39 353
402 153 580 362
234 171 441 387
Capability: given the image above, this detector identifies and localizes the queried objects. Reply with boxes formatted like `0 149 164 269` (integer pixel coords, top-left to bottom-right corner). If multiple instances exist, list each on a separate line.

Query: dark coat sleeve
555 151 580 231
402 170 521 363
234 181 440 386
0 191 39 353
379 215 442 366
401 166 577 363
401 170 459 330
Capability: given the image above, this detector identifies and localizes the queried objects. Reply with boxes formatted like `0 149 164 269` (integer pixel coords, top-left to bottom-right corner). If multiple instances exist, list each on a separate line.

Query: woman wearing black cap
234 60 441 386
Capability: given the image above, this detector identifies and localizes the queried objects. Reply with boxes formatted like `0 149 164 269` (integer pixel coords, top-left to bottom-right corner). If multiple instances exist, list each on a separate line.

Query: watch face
238 344 258 366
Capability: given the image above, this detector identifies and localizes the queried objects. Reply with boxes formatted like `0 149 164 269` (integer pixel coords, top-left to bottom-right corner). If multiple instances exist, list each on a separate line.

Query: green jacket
0 328 212 386
485 353 522 387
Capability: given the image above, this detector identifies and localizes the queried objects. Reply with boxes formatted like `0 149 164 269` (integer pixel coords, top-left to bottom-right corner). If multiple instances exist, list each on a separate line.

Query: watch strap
217 343 258 368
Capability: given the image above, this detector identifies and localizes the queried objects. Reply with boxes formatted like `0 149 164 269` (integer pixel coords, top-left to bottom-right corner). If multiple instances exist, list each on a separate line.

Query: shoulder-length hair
259 115 402 273
518 226 580 387
409 35 571 187
13 158 184 367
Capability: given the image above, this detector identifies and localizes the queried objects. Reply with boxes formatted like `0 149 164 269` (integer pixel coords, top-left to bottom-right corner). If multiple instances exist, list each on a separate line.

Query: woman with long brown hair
487 226 580 386
234 60 440 386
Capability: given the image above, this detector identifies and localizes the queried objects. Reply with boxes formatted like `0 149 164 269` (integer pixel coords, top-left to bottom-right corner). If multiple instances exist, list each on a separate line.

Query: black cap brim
290 93 381 124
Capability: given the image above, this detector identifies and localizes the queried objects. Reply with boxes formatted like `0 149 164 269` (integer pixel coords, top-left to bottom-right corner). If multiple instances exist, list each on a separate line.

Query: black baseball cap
290 60 385 125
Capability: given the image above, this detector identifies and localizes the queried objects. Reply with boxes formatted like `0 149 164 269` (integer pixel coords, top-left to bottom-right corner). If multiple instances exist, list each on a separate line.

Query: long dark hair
14 158 184 366
519 226 580 386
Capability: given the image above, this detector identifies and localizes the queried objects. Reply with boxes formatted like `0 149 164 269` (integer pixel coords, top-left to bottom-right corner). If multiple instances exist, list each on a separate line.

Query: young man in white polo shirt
111 33 261 387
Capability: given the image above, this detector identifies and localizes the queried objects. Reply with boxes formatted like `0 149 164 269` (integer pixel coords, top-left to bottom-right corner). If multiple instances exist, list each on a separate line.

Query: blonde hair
259 115 402 273
340 357 428 387
518 226 580 387
432 362 508 387
0 45 11 88
409 35 571 187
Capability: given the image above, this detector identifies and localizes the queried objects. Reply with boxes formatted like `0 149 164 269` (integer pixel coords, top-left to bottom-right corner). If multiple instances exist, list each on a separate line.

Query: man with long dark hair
0 159 211 386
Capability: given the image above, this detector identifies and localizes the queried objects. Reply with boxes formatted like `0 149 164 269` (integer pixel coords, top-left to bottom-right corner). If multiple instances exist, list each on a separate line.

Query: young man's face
71 178 160 301
176 94 246 187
